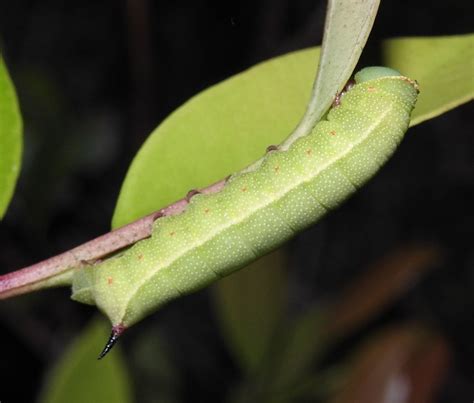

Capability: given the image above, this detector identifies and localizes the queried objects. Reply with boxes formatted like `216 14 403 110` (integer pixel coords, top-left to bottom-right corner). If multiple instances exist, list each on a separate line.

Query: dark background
0 0 472 402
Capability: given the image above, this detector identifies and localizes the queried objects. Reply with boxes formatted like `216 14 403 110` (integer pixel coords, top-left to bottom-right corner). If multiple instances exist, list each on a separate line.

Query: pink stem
0 179 227 299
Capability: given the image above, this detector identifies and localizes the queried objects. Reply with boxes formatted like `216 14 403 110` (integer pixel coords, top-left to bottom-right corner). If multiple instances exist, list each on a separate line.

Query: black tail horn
98 324 126 360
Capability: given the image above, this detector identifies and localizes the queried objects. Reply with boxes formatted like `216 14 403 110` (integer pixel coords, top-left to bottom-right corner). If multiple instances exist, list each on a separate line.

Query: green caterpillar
71 67 418 357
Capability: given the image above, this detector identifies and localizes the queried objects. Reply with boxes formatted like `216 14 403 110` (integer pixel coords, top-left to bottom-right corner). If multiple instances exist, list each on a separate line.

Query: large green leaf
0 56 22 219
112 48 319 228
38 318 133 403
384 34 474 126
112 35 472 229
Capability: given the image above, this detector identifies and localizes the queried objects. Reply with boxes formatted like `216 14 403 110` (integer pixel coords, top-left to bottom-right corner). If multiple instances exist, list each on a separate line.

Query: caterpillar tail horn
98 324 126 360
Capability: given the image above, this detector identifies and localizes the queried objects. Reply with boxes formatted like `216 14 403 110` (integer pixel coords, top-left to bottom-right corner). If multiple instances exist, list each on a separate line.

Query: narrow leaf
281 0 380 148
0 55 22 219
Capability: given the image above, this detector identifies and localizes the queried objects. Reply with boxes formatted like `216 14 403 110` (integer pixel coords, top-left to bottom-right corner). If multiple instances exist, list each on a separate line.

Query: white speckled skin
72 68 418 328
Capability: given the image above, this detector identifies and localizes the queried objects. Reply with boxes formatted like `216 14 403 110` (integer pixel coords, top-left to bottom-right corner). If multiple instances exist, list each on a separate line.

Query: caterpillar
71 67 419 358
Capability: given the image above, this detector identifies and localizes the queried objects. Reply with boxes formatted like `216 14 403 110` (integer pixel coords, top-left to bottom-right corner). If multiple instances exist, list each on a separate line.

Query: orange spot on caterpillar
107 277 113 285
367 86 376 92
204 208 210 214
241 187 247 192
169 231 176 236
137 254 143 260
305 148 312 155
274 165 280 173
329 130 336 136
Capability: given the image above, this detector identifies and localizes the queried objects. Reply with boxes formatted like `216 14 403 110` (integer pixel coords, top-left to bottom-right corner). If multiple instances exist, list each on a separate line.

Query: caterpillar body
71 67 418 356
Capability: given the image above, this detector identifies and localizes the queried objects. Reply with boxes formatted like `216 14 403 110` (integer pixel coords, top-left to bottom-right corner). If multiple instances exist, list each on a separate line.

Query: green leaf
281 0 380 148
383 33 474 126
38 318 133 403
260 305 328 391
112 48 319 228
223 305 330 403
129 326 181 403
212 250 288 374
0 56 22 219
267 365 347 403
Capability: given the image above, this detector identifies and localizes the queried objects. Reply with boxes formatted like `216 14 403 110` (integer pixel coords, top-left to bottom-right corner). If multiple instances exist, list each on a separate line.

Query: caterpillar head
354 66 402 83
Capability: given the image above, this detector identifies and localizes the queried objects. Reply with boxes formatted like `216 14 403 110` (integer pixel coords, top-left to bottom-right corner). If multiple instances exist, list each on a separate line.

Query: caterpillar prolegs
71 67 419 357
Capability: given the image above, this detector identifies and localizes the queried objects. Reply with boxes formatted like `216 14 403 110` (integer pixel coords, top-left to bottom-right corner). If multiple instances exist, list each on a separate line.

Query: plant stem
0 179 227 299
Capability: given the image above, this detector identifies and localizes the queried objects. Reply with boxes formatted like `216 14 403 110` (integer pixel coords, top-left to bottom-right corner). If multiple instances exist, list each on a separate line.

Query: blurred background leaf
325 244 441 337
128 325 181 403
252 245 440 393
257 304 329 397
0 55 22 219
212 250 289 374
384 34 474 126
37 317 134 403
327 324 450 403
402 335 451 403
